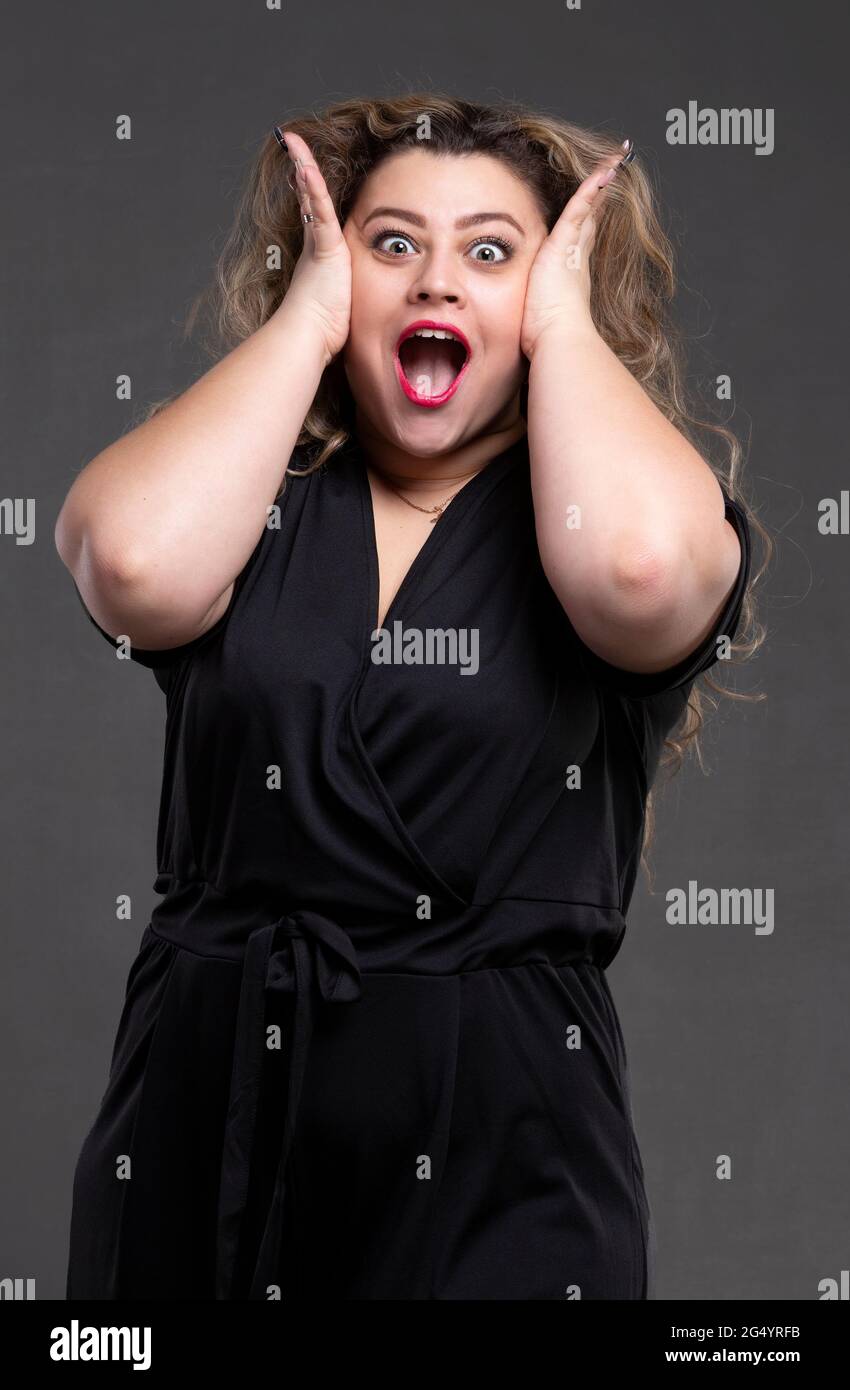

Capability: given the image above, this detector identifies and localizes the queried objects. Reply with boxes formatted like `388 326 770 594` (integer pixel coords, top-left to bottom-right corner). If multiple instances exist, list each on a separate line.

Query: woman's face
341 149 548 459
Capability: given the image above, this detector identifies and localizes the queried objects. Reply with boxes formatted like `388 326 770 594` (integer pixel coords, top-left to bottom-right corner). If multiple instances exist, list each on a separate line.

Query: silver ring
302 212 315 224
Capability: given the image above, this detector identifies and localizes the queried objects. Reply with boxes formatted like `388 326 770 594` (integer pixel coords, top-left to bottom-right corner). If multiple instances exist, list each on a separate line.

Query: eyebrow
361 206 527 237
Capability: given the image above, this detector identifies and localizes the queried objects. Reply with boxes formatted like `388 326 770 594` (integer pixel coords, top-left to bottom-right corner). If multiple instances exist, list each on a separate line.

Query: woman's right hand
276 130 352 367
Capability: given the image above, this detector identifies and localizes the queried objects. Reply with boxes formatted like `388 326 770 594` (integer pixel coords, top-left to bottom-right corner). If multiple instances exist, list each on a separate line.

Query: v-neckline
345 432 527 908
355 436 527 642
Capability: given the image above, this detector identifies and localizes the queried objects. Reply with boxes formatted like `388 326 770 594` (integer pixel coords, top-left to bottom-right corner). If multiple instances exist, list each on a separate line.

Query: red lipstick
393 320 472 408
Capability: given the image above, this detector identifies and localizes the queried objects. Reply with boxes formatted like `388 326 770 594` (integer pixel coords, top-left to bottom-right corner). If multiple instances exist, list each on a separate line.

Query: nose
407 245 465 306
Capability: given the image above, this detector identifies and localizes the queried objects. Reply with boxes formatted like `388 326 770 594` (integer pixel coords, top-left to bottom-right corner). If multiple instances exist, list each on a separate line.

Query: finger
547 151 623 250
569 211 597 278
592 138 633 201
293 160 345 254
578 212 597 262
278 130 344 255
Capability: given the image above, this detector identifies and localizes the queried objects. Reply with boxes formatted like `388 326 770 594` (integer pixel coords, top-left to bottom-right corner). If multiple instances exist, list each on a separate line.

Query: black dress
66 434 751 1300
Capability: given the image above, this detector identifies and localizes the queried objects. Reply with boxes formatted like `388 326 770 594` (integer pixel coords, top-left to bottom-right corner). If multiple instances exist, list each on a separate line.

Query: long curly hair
144 91 770 887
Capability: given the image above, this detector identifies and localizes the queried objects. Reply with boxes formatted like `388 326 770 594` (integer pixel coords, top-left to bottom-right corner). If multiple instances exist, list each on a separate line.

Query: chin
377 407 478 458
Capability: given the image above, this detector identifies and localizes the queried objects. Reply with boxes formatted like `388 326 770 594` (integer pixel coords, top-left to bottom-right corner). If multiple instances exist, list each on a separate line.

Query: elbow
542 537 680 646
54 494 82 571
607 535 680 615
54 456 152 585
55 501 149 591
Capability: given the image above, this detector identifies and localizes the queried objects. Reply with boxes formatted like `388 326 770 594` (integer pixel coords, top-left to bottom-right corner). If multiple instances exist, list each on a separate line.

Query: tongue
399 337 460 396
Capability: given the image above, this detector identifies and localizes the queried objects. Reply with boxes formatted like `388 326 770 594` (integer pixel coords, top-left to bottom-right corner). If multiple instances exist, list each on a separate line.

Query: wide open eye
372 229 417 256
370 227 515 264
468 237 513 264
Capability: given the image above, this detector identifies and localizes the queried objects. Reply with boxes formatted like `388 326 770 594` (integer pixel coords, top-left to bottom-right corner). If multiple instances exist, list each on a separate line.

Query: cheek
481 291 529 365
502 270 532 318
348 265 392 349
350 253 391 306
480 271 530 335
344 277 380 365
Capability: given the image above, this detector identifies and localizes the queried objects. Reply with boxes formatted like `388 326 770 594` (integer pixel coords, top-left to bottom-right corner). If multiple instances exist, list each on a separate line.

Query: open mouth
394 322 471 407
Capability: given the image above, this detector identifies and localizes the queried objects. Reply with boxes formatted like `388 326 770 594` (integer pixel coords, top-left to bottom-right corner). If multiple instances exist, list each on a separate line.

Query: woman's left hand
520 145 627 361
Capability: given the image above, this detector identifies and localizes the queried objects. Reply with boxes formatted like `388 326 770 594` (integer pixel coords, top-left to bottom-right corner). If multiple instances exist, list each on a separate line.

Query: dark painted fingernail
273 125 287 149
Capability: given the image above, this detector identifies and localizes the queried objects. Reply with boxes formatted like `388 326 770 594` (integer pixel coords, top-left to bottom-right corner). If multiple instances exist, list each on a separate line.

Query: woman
57 93 765 1300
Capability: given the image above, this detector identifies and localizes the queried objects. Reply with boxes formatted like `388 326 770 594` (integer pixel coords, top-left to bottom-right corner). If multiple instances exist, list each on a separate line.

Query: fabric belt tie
214 910 362 1299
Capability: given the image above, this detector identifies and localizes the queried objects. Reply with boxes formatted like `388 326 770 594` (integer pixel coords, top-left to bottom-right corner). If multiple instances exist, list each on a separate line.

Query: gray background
2 0 846 1299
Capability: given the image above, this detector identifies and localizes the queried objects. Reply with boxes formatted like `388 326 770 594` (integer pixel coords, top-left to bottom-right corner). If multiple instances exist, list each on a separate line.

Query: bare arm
55 129 350 651
55 307 329 648
527 322 742 675
522 156 742 676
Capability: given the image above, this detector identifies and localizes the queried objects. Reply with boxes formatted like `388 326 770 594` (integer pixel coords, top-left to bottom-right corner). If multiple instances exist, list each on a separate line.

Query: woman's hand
520 143 628 361
275 130 352 367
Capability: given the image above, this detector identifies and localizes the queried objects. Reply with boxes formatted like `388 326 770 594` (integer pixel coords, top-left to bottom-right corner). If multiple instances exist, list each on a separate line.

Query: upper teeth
410 328 462 343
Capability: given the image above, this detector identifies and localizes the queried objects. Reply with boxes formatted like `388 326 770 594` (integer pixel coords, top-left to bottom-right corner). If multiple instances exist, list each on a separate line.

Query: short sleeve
73 577 232 691
571 485 752 700
72 522 270 695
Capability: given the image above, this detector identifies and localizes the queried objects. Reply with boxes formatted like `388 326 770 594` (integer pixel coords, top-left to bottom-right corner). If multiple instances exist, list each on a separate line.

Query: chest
369 484 440 630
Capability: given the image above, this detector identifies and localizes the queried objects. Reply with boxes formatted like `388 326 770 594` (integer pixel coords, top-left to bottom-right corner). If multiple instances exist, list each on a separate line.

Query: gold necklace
372 470 477 523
